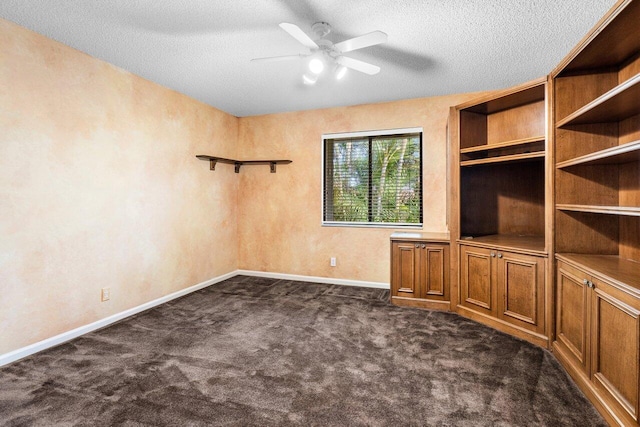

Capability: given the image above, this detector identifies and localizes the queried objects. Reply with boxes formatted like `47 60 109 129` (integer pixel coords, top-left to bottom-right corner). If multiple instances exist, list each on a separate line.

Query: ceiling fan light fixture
302 73 318 85
253 22 386 85
308 57 324 74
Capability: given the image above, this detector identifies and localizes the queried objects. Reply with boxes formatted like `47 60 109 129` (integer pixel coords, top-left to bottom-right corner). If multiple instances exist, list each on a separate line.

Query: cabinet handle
415 244 420 248
583 279 589 286
421 244 426 249
490 252 496 258
583 279 595 289
497 253 503 259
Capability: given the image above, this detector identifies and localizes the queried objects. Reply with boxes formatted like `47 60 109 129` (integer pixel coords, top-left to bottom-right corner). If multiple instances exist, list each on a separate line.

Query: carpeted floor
0 275 605 426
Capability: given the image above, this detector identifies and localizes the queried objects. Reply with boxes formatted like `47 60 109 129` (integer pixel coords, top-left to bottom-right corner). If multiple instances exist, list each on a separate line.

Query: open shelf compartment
556 73 640 127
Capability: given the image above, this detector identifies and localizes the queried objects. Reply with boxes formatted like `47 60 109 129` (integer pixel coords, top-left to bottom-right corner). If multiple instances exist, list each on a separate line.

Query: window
323 128 423 227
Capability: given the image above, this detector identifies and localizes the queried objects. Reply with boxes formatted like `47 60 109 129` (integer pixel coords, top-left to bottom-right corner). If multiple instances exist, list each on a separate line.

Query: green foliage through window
323 132 422 225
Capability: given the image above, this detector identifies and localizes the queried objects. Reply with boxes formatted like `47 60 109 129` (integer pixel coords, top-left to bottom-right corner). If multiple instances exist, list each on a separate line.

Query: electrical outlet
330 257 337 267
101 287 110 302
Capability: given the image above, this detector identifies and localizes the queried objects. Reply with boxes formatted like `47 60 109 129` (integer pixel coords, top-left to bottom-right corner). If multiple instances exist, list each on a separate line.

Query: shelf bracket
209 159 217 171
270 162 276 173
234 162 242 173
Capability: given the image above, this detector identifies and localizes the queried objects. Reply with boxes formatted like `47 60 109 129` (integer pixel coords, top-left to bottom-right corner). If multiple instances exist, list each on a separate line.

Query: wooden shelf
457 78 546 114
460 151 544 167
457 234 546 255
196 155 292 173
556 253 640 297
556 204 640 217
556 73 640 127
460 135 545 154
556 140 640 168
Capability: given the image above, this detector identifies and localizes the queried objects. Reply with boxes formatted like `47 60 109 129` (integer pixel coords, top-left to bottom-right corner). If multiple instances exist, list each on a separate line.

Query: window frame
321 127 424 229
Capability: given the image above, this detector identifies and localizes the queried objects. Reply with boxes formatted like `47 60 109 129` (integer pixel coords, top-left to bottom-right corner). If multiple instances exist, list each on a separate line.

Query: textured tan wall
237 94 484 283
0 16 489 356
0 19 239 354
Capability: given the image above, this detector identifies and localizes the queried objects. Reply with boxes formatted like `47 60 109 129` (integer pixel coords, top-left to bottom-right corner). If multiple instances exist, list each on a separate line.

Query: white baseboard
0 271 237 367
0 270 389 367
236 269 390 289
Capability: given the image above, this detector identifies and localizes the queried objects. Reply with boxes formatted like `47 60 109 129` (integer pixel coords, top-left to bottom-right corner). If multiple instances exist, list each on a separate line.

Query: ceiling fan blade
251 54 305 63
334 31 388 53
279 22 318 50
337 56 381 75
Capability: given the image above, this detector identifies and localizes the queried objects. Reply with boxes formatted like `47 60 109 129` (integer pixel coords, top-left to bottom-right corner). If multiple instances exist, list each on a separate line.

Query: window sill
322 222 423 229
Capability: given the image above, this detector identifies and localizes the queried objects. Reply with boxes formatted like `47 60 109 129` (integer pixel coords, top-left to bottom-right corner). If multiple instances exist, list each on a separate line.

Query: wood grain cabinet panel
591 280 640 422
391 236 450 311
460 245 494 315
555 261 589 371
497 252 545 333
393 242 418 297
425 248 445 297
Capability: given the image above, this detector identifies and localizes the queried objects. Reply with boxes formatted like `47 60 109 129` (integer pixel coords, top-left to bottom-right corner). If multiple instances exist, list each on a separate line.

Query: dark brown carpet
1 275 604 426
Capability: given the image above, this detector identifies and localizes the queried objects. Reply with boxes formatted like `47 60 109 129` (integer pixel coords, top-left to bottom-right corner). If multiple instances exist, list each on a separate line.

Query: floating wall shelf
196 155 292 173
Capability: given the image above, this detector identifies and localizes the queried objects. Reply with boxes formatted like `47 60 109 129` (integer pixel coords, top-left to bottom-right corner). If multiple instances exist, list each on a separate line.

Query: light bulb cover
302 73 318 85
335 65 347 80
308 57 324 74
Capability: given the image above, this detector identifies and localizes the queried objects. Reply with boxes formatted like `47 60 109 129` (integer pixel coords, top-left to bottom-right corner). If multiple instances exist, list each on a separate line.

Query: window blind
323 132 422 226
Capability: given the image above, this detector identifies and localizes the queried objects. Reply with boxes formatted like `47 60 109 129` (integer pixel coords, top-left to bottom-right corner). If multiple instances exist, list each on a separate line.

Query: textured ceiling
0 0 616 117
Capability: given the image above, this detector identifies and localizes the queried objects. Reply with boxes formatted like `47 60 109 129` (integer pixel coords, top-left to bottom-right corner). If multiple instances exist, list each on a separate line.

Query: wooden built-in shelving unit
551 1 640 425
448 76 552 349
454 77 548 248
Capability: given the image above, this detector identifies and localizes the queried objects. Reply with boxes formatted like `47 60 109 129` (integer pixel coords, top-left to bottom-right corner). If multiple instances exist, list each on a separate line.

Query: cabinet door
497 251 545 333
555 261 590 373
459 245 495 315
391 242 419 298
591 278 640 423
423 244 449 302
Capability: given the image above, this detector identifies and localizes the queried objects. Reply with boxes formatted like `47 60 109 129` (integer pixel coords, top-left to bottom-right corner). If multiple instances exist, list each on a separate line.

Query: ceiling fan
251 22 387 85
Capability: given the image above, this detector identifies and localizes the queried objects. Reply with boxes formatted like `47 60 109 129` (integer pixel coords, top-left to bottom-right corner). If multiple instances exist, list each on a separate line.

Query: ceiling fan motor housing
311 22 332 39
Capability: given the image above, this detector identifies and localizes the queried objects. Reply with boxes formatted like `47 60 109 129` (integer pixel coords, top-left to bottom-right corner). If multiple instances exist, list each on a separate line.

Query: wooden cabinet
554 256 640 426
551 1 640 424
459 244 546 337
390 233 450 311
